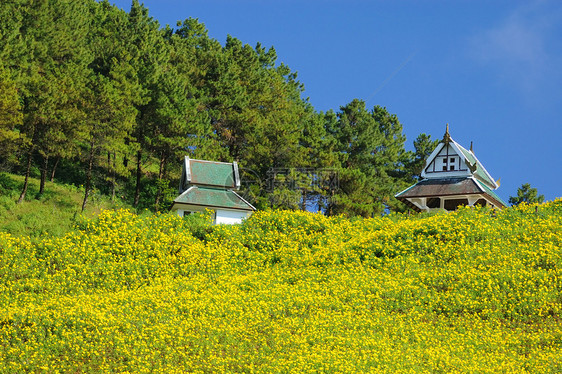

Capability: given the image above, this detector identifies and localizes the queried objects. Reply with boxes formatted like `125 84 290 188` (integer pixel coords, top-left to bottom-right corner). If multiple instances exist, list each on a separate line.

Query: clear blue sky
109 0 562 203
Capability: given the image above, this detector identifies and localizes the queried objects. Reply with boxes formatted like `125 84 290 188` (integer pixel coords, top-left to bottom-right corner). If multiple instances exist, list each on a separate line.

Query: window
427 197 440 208
448 157 456 171
444 199 468 211
474 198 487 207
441 157 448 171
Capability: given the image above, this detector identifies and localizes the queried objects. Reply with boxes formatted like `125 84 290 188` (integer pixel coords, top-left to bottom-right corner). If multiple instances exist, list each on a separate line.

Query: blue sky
109 0 562 203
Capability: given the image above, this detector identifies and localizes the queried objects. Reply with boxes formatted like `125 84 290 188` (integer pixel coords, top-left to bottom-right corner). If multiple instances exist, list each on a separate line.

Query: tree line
0 0 438 216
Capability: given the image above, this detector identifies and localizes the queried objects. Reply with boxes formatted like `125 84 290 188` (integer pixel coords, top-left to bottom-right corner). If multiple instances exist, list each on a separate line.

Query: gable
424 143 468 176
420 130 499 190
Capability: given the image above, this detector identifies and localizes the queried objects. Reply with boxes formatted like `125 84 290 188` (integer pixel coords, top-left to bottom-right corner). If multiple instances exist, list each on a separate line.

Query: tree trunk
106 151 115 202
301 190 307 211
154 151 166 211
39 155 48 196
133 149 142 207
111 151 116 201
17 147 34 204
50 156 60 182
107 151 111 185
81 140 95 212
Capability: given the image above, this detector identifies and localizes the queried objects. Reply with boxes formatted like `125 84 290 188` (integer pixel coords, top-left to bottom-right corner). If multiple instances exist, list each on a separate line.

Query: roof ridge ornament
465 159 477 173
470 141 474 153
443 123 452 144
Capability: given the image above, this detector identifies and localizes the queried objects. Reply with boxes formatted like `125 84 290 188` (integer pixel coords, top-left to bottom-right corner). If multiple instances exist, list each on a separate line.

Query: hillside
0 172 127 237
1 201 561 372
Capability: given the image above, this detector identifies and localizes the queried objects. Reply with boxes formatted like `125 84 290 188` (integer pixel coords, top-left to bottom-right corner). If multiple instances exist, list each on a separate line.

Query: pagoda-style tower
170 157 255 224
395 125 507 211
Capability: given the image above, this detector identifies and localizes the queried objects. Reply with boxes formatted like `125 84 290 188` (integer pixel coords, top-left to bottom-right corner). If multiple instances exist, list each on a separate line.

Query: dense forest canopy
0 0 436 215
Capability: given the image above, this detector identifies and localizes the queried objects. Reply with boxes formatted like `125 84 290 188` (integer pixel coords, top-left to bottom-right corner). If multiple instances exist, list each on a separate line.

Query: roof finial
443 123 452 144
470 141 474 153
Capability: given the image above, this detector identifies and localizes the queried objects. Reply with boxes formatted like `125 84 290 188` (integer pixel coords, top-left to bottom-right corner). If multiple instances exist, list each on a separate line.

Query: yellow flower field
1 201 562 372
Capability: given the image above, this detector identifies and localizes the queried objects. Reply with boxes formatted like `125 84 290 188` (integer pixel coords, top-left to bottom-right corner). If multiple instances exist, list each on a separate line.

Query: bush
1 200 561 372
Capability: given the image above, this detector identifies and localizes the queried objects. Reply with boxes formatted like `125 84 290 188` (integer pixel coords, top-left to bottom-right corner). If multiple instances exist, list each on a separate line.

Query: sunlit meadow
1 200 561 372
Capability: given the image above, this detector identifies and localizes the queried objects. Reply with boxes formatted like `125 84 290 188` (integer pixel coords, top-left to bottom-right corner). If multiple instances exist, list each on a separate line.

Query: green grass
0 172 128 237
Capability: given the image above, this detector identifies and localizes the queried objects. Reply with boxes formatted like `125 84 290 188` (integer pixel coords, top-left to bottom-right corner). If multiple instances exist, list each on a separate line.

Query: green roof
455 143 496 188
189 160 236 188
173 186 255 211
478 181 508 208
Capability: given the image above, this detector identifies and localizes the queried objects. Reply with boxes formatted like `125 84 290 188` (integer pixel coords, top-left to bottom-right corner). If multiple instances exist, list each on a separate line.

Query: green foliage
0 65 23 165
509 183 545 205
327 99 409 216
181 210 215 241
1 0 432 216
405 132 440 180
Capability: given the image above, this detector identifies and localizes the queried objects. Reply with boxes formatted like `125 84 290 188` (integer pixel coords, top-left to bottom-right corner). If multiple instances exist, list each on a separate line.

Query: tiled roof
173 186 255 211
396 177 483 198
189 159 237 188
180 157 239 190
475 180 508 208
395 177 507 209
454 142 497 189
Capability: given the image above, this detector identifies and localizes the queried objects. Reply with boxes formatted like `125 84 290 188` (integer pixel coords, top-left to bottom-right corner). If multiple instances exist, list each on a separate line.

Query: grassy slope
0 172 128 237
1 201 562 372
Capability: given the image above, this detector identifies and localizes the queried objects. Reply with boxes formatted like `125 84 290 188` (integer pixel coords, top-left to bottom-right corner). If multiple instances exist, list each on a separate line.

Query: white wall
175 208 205 217
173 205 252 224
215 209 250 225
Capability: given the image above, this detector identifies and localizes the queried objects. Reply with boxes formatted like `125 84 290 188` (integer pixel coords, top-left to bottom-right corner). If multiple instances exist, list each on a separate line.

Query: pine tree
0 65 23 166
403 133 439 181
80 0 142 211
326 99 409 216
509 183 545 205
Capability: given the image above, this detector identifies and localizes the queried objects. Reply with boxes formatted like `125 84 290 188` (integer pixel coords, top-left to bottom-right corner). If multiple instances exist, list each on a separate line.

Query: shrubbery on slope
1 201 561 372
